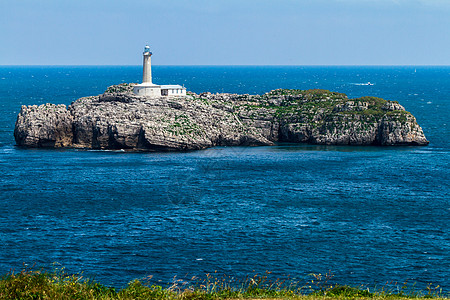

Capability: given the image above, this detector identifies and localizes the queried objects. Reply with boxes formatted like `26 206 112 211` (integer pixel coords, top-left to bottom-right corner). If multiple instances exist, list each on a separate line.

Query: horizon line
1 64 450 67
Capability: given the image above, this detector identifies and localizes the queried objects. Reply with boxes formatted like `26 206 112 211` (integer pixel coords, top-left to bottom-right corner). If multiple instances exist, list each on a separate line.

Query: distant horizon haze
1 64 450 67
1 0 449 65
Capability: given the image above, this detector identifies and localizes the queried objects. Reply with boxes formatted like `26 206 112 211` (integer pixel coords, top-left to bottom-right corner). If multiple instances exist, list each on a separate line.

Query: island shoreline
14 84 429 151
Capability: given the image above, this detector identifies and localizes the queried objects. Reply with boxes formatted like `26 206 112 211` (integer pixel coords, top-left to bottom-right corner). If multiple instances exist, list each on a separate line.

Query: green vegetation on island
1 267 447 300
14 86 429 150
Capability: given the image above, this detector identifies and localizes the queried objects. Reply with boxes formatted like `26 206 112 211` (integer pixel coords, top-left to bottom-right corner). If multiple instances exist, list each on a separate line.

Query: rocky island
14 83 429 151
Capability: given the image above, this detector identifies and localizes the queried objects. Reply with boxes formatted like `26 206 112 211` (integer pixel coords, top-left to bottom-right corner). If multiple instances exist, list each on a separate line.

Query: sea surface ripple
0 66 448 290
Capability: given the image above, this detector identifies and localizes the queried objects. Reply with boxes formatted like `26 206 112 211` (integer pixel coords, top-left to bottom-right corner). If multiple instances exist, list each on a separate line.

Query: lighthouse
133 45 187 97
142 45 152 83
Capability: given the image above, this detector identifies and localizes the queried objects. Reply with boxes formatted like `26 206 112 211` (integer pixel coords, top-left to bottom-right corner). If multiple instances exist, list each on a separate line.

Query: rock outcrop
14 84 429 150
14 104 73 148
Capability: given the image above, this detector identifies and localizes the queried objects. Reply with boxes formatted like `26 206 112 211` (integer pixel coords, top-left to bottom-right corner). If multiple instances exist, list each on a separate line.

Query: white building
133 45 186 97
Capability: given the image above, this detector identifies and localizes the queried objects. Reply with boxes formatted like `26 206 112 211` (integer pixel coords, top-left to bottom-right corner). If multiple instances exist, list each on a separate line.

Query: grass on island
0 266 447 300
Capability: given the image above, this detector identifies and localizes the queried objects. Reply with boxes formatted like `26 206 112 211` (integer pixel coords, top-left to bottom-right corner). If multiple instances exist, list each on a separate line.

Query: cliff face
14 104 73 148
14 84 429 150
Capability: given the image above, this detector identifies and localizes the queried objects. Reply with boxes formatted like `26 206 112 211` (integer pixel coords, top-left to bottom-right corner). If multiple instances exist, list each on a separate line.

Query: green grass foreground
0 267 447 300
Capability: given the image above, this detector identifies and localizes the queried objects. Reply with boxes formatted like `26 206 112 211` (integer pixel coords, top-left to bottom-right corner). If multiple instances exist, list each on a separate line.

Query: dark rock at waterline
14 84 429 150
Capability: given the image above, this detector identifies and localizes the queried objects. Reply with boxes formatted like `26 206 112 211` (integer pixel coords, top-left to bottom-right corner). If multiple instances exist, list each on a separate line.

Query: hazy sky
1 0 450 65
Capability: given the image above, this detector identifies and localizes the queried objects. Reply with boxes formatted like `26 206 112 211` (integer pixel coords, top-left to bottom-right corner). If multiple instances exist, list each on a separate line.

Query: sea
0 66 448 291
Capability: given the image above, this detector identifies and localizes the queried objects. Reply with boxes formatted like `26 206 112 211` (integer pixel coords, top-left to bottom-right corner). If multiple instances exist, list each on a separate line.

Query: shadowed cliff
14 84 429 150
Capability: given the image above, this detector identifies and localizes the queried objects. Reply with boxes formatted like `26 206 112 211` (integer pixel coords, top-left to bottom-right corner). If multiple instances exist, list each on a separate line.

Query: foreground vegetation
0 266 447 300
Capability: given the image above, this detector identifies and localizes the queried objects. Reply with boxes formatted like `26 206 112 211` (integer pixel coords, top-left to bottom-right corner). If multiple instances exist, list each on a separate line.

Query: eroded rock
14 86 429 150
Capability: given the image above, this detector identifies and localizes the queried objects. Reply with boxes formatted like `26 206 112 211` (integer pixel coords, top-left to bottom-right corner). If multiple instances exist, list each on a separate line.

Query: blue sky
1 0 449 65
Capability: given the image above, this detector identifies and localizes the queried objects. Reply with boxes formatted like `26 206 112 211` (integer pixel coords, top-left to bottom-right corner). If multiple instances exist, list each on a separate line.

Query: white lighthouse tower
133 45 161 96
133 45 186 97
142 45 152 84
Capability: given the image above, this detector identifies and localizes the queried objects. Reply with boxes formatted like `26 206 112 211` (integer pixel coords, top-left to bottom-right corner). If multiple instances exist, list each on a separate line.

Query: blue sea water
0 66 448 291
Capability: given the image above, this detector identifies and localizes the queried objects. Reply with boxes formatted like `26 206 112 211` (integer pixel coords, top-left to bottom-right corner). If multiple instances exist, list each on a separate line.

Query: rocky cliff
14 84 429 150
